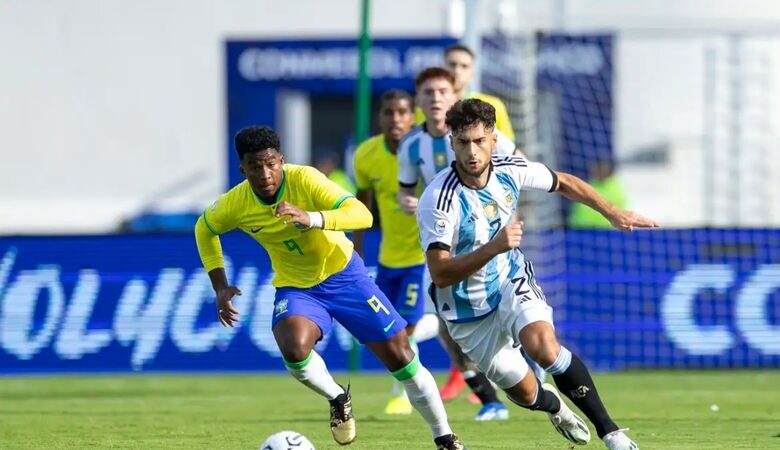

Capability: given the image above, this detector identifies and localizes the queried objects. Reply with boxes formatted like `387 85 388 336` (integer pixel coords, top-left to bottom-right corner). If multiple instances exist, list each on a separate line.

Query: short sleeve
397 139 418 188
417 187 456 252
493 156 558 193
202 193 238 235
517 160 558 192
302 166 354 210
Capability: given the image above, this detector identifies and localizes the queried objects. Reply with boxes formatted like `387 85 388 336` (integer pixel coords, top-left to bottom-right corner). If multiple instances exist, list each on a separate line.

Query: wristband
307 211 324 229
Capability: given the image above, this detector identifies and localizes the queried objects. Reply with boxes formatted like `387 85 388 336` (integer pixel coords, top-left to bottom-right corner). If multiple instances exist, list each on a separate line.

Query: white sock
412 314 440 342
284 351 344 400
394 355 453 439
391 337 418 398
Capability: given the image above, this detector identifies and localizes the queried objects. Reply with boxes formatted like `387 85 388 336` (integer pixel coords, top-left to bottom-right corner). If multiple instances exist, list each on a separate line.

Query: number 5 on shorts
367 295 390 315
405 283 419 307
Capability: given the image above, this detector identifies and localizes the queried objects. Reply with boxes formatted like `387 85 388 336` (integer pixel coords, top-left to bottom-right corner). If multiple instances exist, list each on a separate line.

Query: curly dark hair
445 99 496 134
234 126 280 160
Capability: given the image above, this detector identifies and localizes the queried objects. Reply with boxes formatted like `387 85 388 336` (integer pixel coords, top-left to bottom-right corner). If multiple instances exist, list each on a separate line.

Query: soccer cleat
602 429 639 450
383 394 413 415
542 383 591 445
433 433 468 450
439 367 467 401
466 392 481 405
474 402 510 421
329 385 356 445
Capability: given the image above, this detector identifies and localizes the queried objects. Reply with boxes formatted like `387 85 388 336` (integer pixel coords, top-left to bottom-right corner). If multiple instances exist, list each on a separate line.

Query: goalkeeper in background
195 126 467 450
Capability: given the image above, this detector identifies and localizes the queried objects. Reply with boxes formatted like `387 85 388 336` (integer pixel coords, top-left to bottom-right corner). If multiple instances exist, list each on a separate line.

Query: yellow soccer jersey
353 135 425 268
414 91 515 141
201 164 355 288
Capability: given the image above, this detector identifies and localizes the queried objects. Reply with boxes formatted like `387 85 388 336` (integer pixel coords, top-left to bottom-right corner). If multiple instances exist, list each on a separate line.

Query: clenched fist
489 221 524 254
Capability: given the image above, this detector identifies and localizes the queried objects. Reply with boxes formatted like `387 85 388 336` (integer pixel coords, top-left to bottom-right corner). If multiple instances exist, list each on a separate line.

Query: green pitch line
0 371 777 449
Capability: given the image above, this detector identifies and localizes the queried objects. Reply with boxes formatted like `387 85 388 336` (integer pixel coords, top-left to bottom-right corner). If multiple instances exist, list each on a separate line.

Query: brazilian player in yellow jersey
352 90 424 416
194 126 466 450
414 44 516 142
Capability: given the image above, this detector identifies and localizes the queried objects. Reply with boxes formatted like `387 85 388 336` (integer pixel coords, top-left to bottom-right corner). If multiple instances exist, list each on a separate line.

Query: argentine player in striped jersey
397 67 512 421
418 100 657 450
195 126 467 450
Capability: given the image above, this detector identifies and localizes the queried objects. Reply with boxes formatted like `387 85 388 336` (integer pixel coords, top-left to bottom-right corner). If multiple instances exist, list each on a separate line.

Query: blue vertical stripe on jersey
495 171 519 198
508 252 523 279
485 255 502 311
408 138 421 185
473 188 503 314
454 191 476 255
432 136 448 173
453 191 477 320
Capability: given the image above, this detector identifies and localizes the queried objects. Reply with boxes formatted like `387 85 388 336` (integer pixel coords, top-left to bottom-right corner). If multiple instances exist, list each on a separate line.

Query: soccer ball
259 431 315 450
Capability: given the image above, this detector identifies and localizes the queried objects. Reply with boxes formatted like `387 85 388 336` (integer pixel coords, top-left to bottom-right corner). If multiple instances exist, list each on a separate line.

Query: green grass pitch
1 371 778 449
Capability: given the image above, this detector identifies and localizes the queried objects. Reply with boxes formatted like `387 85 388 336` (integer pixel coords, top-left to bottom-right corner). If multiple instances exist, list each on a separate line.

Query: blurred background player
195 126 467 450
415 44 515 143
418 99 655 449
352 89 423 415
397 67 515 421
315 152 358 196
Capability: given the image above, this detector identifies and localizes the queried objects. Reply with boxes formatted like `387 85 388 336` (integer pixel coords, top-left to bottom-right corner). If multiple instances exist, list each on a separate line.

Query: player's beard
457 158 489 179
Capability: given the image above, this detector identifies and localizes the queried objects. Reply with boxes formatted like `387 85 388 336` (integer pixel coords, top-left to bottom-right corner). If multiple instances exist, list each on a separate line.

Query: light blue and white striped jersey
416 155 557 322
397 125 516 189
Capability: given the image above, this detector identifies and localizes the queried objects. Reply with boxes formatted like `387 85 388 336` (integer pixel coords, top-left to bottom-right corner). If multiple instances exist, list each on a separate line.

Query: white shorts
444 273 554 389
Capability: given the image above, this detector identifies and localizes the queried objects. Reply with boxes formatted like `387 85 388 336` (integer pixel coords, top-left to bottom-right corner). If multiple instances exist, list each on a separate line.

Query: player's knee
379 333 415 369
523 330 560 367
505 377 537 406
510 388 537 406
279 346 310 365
276 335 314 363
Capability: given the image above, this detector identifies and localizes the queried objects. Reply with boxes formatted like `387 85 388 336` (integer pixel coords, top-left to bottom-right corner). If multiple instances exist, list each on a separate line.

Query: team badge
483 200 499 220
274 299 288 317
435 152 447 168
504 191 515 206
570 385 590 399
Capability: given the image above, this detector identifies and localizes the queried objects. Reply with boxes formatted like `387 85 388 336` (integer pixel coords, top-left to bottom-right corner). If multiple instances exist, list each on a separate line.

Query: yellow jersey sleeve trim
332 194 353 209
202 209 220 235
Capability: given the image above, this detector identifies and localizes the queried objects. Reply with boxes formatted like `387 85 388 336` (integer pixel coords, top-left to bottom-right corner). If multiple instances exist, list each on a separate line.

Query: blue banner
1 230 777 373
560 229 780 370
226 37 457 187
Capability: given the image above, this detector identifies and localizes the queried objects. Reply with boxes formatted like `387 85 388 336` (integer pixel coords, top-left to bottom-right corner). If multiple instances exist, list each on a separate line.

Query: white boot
542 383 591 445
602 429 639 450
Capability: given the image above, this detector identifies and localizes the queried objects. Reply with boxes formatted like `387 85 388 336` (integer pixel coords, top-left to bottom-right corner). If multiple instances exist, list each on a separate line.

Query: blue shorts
272 252 407 343
375 263 425 326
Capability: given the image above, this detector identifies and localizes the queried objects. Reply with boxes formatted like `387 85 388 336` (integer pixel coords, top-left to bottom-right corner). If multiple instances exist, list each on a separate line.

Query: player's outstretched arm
555 171 659 231
194 216 241 326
